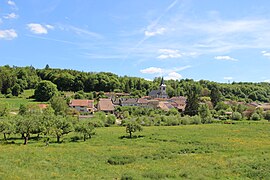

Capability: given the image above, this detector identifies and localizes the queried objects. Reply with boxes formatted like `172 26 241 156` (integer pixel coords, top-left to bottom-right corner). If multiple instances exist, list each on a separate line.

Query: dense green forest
0 65 270 103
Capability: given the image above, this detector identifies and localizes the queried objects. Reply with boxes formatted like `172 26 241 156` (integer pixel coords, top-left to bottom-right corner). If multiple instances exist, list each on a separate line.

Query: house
147 100 159 109
148 77 168 99
158 101 175 111
137 98 149 107
169 96 187 112
120 98 138 106
97 98 115 113
69 99 95 113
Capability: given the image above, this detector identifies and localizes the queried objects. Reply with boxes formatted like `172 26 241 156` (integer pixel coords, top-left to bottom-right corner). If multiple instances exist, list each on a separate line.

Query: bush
250 113 261 121
231 112 242 120
181 116 191 125
264 110 270 121
191 115 202 124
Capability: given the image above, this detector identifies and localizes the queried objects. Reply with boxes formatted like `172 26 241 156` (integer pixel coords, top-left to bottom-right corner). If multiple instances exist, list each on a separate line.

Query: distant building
69 99 95 113
148 77 168 99
120 98 138 106
97 98 115 114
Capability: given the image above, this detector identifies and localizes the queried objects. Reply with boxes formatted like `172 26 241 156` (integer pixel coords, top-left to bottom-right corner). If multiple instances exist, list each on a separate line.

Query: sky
1 0 270 83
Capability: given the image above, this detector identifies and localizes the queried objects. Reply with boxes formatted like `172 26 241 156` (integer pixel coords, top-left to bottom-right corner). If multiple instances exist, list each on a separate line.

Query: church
148 77 168 99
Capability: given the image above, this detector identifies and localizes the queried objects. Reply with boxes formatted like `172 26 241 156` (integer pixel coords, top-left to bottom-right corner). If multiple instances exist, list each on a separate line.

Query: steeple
160 77 165 86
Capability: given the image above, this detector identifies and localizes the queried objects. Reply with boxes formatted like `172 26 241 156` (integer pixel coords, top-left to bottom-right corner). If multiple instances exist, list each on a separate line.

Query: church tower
159 77 168 98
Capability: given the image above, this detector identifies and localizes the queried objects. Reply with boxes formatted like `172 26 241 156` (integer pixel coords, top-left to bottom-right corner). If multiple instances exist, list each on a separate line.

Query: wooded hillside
0 65 269 102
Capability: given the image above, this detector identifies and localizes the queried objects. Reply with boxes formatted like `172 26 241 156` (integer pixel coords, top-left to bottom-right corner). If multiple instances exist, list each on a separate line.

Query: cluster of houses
69 78 187 114
68 77 270 116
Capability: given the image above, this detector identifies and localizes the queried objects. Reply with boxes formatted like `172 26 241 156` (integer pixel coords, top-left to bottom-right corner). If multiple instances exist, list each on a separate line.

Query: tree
210 86 222 108
49 96 68 115
250 113 261 121
15 115 38 145
12 83 21 96
264 110 270 121
51 117 73 143
18 104 28 115
231 112 242 120
198 104 212 124
125 119 143 138
0 102 10 117
0 118 14 141
185 84 202 116
34 80 58 102
75 121 95 141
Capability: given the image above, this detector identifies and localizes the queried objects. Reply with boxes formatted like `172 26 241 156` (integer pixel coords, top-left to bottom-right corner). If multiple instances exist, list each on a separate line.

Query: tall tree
185 84 202 116
210 85 222 108
34 80 58 101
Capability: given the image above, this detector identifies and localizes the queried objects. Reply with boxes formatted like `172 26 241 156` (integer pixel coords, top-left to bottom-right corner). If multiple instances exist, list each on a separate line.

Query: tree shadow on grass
119 135 145 139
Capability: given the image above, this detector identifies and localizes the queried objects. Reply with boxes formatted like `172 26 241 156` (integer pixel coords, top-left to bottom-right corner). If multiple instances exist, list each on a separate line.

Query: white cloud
224 77 233 80
140 65 190 80
7 0 16 6
157 49 199 59
145 27 166 37
4 13 18 19
164 72 182 80
0 29 17 40
27 23 54 34
45 25 54 30
140 67 163 74
214 56 238 61
157 48 182 59
261 50 270 57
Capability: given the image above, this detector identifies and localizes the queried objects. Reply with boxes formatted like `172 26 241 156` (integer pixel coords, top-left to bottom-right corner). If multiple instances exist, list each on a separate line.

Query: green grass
0 89 40 112
0 123 270 179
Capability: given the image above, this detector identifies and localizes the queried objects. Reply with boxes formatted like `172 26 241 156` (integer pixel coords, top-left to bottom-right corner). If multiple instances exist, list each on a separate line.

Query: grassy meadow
0 123 269 179
0 90 40 112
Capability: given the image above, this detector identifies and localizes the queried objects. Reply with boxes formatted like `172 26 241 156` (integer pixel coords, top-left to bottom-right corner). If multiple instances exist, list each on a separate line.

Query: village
69 78 187 115
68 78 270 118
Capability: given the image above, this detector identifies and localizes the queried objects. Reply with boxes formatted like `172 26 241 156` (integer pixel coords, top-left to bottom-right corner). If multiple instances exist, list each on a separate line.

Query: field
0 123 269 179
0 90 40 112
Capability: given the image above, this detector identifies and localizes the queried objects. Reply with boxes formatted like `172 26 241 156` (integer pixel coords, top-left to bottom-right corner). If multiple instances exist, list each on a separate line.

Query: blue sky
1 0 270 82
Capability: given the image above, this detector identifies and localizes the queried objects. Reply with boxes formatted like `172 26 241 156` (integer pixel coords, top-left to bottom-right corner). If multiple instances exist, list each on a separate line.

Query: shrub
181 116 191 125
231 112 242 120
250 113 261 121
191 115 202 124
264 110 270 121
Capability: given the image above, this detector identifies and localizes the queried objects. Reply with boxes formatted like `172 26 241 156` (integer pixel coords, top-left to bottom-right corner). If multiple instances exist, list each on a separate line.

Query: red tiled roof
69 99 94 108
37 104 48 109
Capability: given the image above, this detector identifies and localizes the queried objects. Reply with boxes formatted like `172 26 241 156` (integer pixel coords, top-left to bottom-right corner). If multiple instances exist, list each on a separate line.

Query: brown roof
137 98 148 104
170 96 187 101
69 99 94 108
158 101 174 111
98 99 114 111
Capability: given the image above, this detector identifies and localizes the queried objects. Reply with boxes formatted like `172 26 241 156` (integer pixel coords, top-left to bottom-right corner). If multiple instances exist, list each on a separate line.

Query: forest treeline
0 65 270 102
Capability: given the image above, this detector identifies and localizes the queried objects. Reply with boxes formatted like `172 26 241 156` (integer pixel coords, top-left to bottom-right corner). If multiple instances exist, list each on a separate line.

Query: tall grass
0 123 269 179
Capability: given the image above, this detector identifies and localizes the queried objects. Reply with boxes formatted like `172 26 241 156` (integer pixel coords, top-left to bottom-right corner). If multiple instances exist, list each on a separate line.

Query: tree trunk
57 136 60 143
83 135 86 141
24 135 28 145
3 133 7 141
129 131 132 138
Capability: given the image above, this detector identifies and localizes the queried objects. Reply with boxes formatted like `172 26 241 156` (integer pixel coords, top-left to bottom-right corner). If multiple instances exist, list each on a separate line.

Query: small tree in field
15 115 38 145
75 121 95 141
51 117 73 143
0 118 14 141
125 119 143 138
